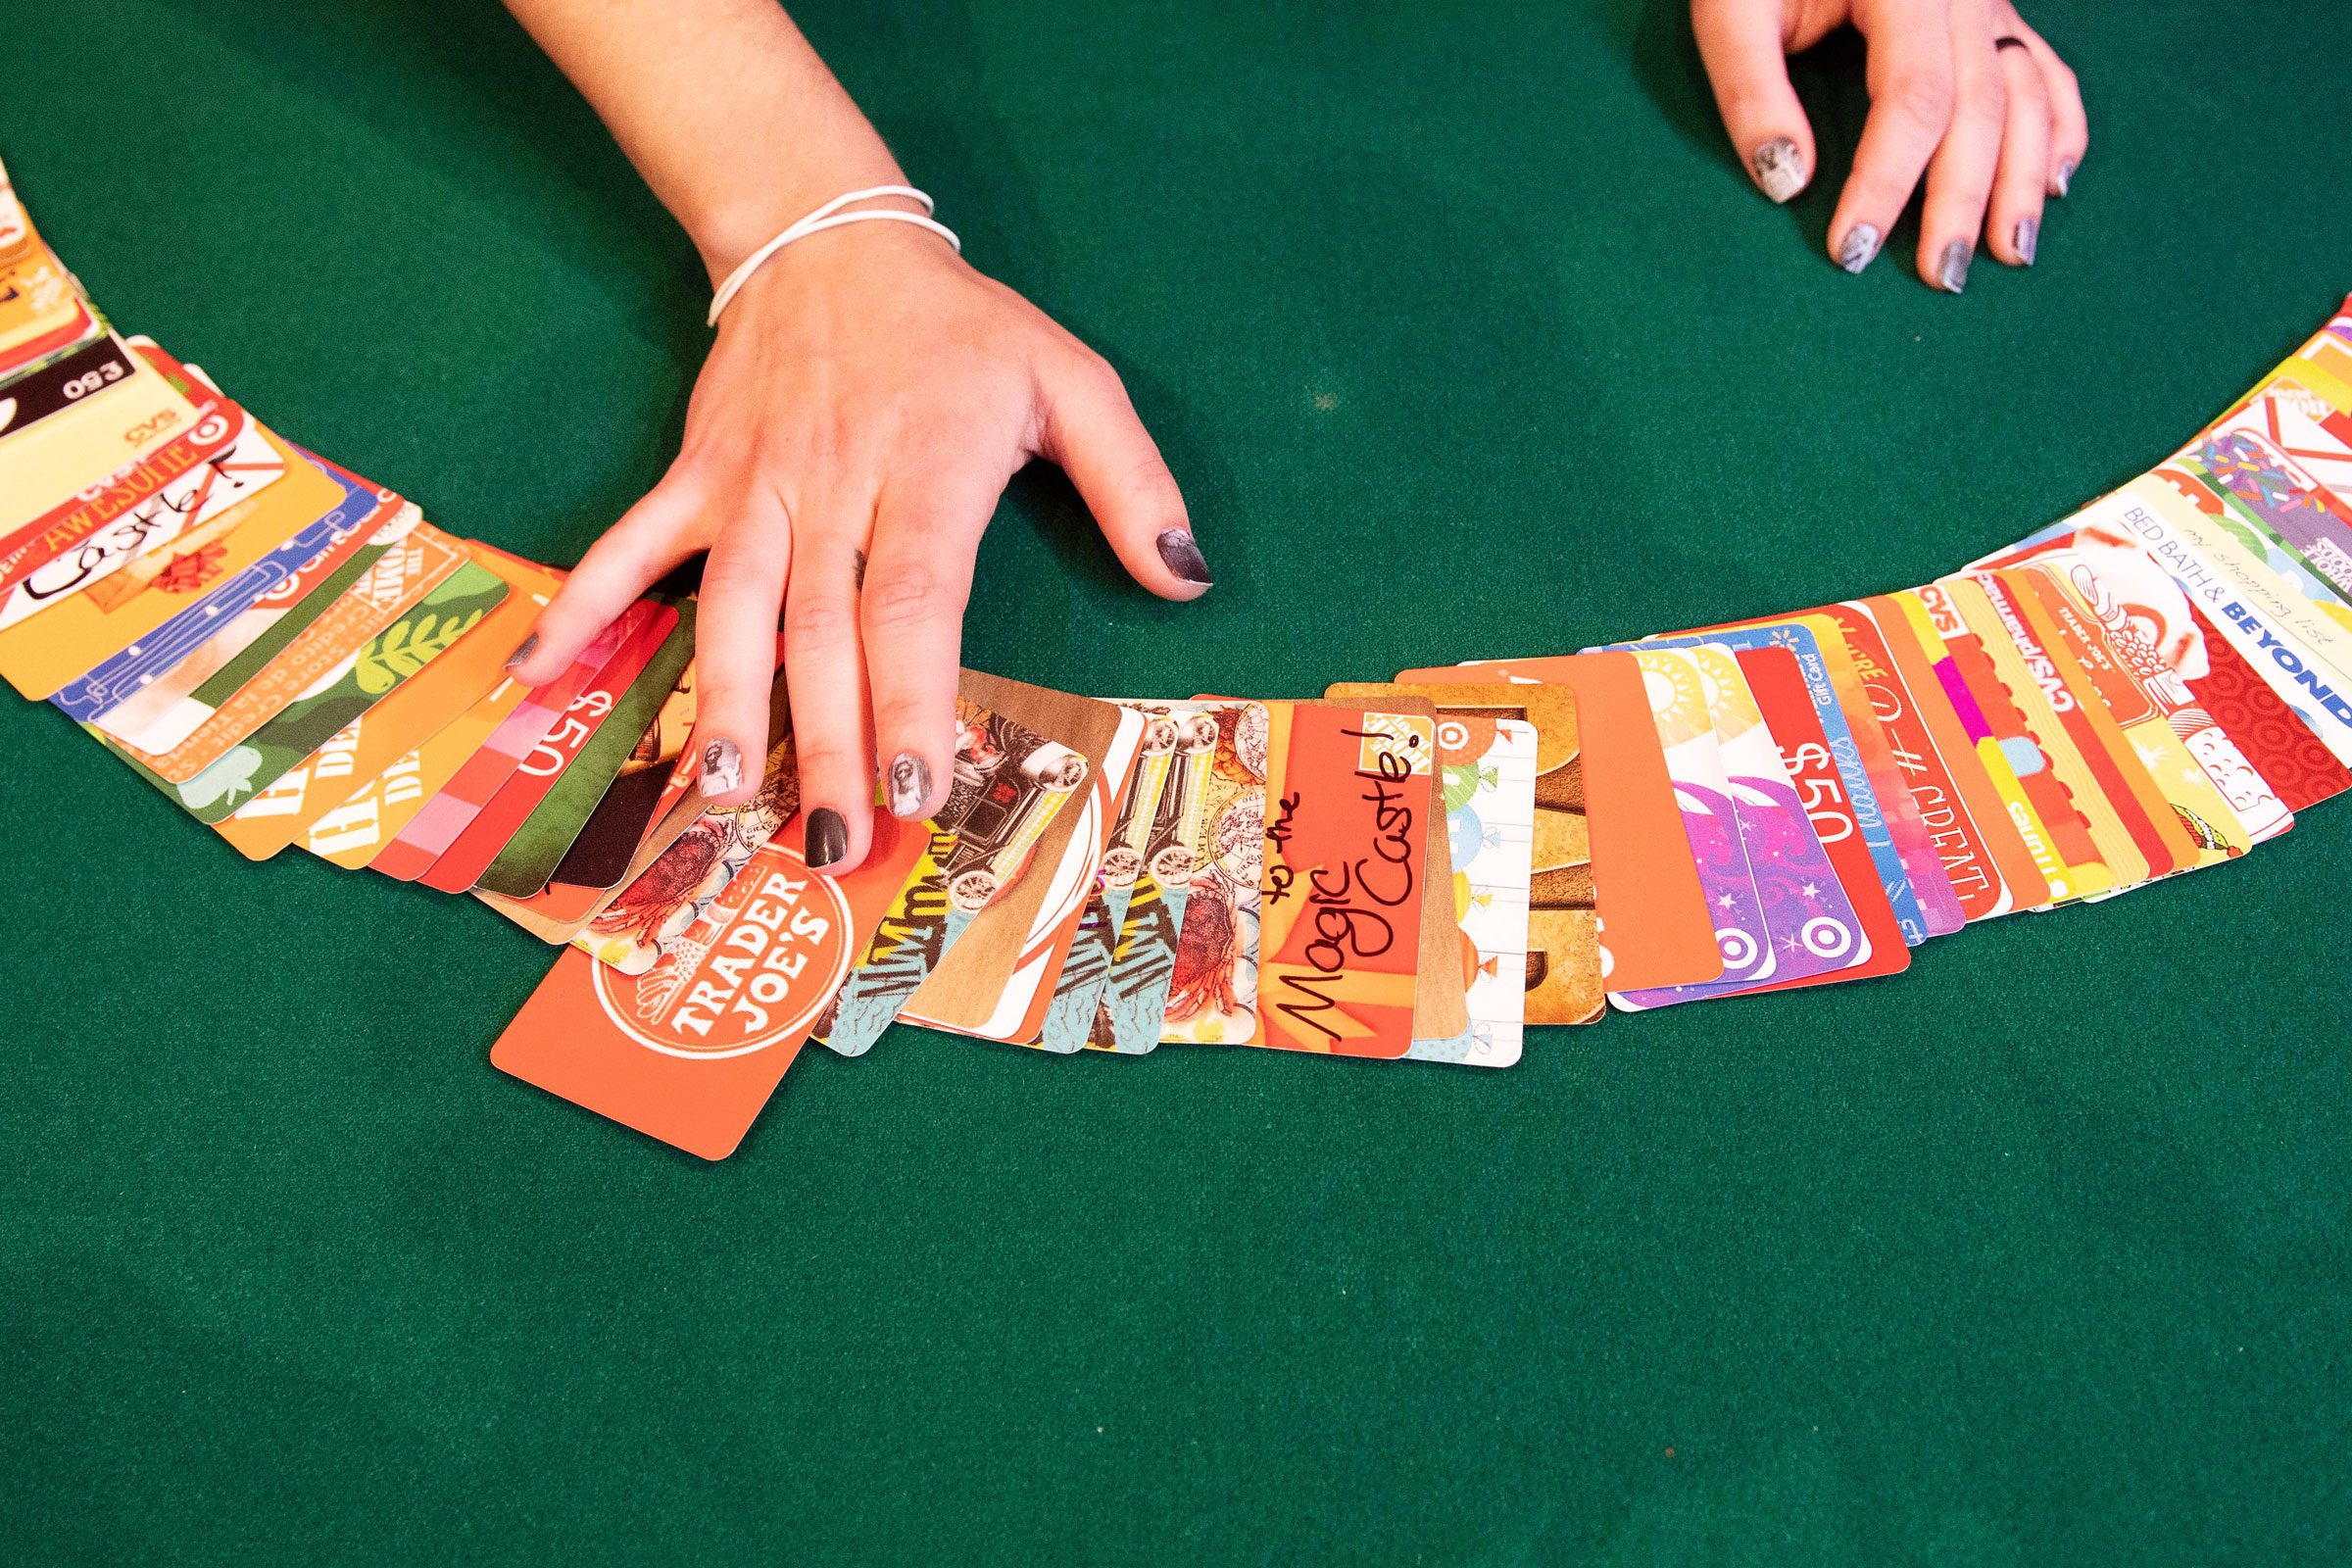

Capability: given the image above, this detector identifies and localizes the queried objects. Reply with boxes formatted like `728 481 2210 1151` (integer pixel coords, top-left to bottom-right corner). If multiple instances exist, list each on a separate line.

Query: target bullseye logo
1800 916 1854 961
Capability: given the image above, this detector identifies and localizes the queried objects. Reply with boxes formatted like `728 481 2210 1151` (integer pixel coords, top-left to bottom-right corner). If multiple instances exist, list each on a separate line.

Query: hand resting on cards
500 0 1209 877
1691 0 2087 287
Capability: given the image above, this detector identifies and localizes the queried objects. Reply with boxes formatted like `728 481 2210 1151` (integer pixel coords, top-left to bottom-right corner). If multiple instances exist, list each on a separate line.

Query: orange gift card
1250 700 1434 1057
215 549 558 860
492 811 929 1160
1396 651 1722 994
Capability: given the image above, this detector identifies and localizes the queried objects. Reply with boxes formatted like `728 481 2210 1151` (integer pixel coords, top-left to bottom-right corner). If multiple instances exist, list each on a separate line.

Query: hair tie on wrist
707 184 959 326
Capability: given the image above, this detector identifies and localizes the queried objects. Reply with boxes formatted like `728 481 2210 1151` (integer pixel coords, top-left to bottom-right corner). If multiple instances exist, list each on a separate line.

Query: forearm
501 0 908 283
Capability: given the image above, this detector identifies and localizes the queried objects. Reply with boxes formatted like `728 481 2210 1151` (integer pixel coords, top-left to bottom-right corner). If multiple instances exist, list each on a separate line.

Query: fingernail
503 632 538 672
1838 223 1882 275
1937 241 1973 294
699 737 745 797
1750 137 1805 204
2015 218 2038 267
886 752 932 819
1155 528 1213 587
806 807 848 870
2055 159 2075 198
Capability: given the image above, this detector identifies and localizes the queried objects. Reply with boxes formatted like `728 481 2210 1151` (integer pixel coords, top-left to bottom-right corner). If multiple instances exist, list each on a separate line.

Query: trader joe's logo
590 840 855 1059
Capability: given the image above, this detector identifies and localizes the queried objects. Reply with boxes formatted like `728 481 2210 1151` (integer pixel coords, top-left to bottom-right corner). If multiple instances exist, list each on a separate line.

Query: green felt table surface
4 1 2348 1561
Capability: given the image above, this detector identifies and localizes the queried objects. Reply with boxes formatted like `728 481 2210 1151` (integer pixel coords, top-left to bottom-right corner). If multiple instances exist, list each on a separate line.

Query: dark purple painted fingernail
504 633 538 672
806 807 849 869
1937 241 1973 294
1156 529 1212 587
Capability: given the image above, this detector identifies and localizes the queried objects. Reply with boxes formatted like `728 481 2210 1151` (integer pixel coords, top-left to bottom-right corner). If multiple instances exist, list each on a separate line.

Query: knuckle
784 591 858 650
872 690 942 743
791 731 862 782
1882 71 1955 133
1070 348 1130 405
863 560 963 630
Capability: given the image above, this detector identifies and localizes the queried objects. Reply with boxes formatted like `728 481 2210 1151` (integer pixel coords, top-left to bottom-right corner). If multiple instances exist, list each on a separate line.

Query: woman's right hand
1691 0 2088 288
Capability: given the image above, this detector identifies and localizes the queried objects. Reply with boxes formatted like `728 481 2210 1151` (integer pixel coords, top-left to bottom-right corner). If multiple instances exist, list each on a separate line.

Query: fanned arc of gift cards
8 154 2352 1158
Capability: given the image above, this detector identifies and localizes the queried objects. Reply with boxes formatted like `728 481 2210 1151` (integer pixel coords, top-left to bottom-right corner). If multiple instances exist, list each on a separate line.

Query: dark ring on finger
1993 36 2030 52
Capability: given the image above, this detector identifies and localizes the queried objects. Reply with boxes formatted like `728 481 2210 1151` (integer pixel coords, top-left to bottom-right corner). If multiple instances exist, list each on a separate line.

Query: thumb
1692 0 1817 203
1037 349 1210 601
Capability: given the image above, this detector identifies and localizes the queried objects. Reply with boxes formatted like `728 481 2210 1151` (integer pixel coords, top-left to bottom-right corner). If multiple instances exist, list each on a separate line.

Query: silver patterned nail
700 738 744 797
1937 241 1973 294
2055 158 2076 198
503 632 538 672
1838 224 1882 275
1751 138 1806 204
886 752 931 819
2015 218 2038 267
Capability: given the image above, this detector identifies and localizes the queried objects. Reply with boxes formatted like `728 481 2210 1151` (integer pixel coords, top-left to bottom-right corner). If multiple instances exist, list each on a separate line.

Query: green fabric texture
2 1 2346 1562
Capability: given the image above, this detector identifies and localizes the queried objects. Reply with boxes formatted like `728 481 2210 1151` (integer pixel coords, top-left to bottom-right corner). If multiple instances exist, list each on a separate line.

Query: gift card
475 605 698 899
1335 678 1592 1026
1616 647 1775 998
107 519 468 781
1646 646 1910 1004
0 333 135 443
418 601 681 894
108 559 512 825
56 461 391 732
77 485 408 747
1038 704 1184 1054
1096 704 1221 1053
811 703 1057 1053
493 810 929 1161
0 392 249 601
1964 570 2203 878
925 701 1150 1046
537 657 708 894
0 342 203 536
369 600 653 881
1994 565 2252 864
1938 574 2159 889
220 551 557 862
1852 594 2059 911
1156 700 1268 1045
1236 700 1435 1058
1639 617 1960 941
1813 599 2039 919
1396 653 1723 995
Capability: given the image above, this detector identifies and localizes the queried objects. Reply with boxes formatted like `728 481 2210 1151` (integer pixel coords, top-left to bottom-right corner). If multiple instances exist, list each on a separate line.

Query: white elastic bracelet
706 184 960 326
